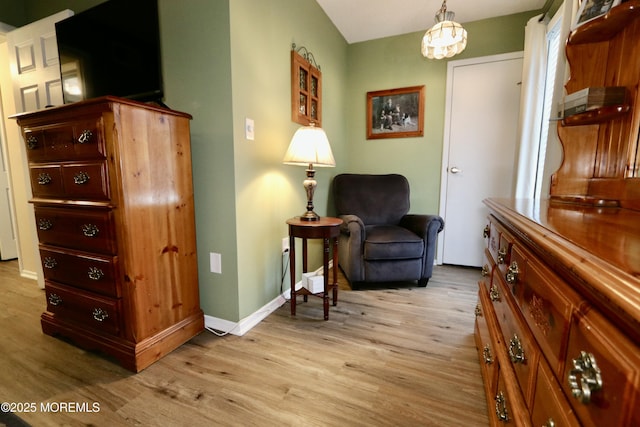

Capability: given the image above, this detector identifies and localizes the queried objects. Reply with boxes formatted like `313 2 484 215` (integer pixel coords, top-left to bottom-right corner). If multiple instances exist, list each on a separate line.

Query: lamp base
299 210 320 221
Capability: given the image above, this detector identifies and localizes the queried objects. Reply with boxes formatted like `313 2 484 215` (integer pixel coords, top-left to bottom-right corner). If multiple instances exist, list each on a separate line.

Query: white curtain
514 14 548 198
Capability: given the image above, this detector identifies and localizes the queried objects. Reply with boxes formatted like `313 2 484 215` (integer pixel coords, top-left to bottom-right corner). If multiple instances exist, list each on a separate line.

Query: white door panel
439 52 523 267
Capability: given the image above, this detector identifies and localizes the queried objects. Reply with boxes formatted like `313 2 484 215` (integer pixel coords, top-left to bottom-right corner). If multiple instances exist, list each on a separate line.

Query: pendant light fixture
421 0 467 59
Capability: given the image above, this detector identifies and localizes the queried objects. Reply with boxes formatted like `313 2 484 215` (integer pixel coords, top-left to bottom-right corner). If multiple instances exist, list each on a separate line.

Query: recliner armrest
339 214 365 236
400 214 444 239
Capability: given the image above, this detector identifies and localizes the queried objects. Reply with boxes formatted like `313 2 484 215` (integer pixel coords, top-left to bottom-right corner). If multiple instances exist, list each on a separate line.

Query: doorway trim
437 51 524 265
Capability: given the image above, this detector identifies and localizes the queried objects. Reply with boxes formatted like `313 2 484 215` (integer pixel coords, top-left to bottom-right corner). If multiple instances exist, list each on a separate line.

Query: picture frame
573 0 621 29
366 85 424 139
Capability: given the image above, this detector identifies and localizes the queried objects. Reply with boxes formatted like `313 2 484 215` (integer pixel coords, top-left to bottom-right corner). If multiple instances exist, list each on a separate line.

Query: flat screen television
55 0 163 105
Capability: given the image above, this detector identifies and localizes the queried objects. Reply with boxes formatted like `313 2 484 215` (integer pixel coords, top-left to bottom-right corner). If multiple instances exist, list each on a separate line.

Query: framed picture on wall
366 85 425 139
573 0 621 29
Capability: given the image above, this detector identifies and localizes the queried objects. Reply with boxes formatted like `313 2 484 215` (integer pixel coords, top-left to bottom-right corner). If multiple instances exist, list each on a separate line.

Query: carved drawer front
493 276 539 407
496 228 514 278
514 251 578 376
561 309 640 427
476 286 498 396
61 161 110 200
40 246 119 297
23 116 105 162
480 248 495 295
531 358 579 427
488 220 502 264
45 281 121 336
29 165 63 197
34 206 116 254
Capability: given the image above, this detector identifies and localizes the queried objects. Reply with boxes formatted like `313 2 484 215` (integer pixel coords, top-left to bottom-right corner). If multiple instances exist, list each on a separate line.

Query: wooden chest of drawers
12 97 204 372
475 198 640 426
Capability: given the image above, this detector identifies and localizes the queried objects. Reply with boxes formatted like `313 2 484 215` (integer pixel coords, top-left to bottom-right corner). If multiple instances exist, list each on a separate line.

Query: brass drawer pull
543 419 556 427
37 173 52 185
48 293 62 306
508 334 526 364
482 345 493 365
489 283 500 301
495 391 509 422
497 247 507 264
475 304 482 317
92 308 109 322
506 261 519 285
483 225 490 238
81 224 99 237
481 264 490 277
27 135 39 149
73 171 90 185
568 351 602 404
38 218 53 231
78 129 93 144
43 257 57 269
88 266 104 281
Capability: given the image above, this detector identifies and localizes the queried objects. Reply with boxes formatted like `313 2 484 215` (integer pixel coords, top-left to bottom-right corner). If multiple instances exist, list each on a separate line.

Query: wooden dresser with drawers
12 96 203 372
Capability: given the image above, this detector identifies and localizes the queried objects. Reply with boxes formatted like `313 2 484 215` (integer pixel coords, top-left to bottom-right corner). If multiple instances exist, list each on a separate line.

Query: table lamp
283 123 335 221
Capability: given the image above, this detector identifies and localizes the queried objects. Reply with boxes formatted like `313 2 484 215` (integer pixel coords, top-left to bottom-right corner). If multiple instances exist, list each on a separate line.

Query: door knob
450 166 462 174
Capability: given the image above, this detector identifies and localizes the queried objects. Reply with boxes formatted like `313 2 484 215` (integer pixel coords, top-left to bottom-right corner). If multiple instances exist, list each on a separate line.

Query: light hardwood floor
0 259 489 426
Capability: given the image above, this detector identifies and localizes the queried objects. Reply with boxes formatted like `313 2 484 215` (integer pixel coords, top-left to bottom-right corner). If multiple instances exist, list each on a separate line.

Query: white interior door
0 84 18 260
438 52 523 267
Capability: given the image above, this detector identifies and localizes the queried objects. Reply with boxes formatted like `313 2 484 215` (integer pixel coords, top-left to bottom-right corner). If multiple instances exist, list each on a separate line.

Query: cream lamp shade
283 124 335 221
421 0 467 60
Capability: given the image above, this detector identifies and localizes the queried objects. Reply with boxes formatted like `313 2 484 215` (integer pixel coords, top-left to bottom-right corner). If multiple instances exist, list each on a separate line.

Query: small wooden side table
286 216 343 320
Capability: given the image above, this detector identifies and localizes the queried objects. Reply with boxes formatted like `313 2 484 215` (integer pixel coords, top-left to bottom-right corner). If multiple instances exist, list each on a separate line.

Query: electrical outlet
210 252 222 274
282 237 290 253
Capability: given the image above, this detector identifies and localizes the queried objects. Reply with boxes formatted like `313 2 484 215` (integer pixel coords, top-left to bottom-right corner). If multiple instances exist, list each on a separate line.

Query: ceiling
316 0 548 44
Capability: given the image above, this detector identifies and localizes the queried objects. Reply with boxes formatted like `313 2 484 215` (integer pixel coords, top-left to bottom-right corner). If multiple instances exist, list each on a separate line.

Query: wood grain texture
0 260 489 426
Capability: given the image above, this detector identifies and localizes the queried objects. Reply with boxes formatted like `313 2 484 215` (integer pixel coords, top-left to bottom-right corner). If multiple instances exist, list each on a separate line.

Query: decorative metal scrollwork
48 293 62 306
81 224 99 238
497 247 507 264
508 334 526 364
475 304 482 317
495 392 509 422
506 261 520 285
77 129 93 144
292 43 321 70
73 171 90 185
483 224 490 238
88 266 104 281
43 257 57 269
37 173 52 185
27 135 39 150
482 345 493 365
481 264 490 277
38 218 53 231
92 308 109 322
489 283 500 302
568 351 602 404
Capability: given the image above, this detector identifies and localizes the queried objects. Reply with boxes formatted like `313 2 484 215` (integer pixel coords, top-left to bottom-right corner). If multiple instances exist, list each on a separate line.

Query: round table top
286 216 343 227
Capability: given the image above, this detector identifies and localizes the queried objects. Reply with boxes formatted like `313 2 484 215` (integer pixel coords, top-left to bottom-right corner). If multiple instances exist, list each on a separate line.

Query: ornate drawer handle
568 351 602 404
37 173 52 185
38 218 53 231
73 171 90 185
497 247 507 264
78 129 93 144
43 257 57 269
475 304 482 317
508 334 526 364
506 261 520 285
88 266 104 281
27 135 39 150
81 224 99 237
481 264 490 277
543 419 556 427
489 283 500 302
495 391 509 422
48 293 62 306
482 345 493 365
483 225 490 238
92 308 109 322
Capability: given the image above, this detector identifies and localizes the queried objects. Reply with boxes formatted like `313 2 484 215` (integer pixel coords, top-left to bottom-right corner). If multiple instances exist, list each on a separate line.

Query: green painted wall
345 11 538 217
2 1 542 324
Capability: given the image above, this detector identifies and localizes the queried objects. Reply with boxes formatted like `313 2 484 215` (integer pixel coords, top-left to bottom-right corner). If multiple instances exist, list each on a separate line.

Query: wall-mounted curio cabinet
552 1 640 210
291 45 322 126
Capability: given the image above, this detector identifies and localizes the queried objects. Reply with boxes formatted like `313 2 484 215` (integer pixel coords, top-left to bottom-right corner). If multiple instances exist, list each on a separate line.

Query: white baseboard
204 289 289 336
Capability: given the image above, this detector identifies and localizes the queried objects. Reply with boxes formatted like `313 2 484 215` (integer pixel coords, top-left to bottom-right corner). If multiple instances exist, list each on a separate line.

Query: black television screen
55 0 163 104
